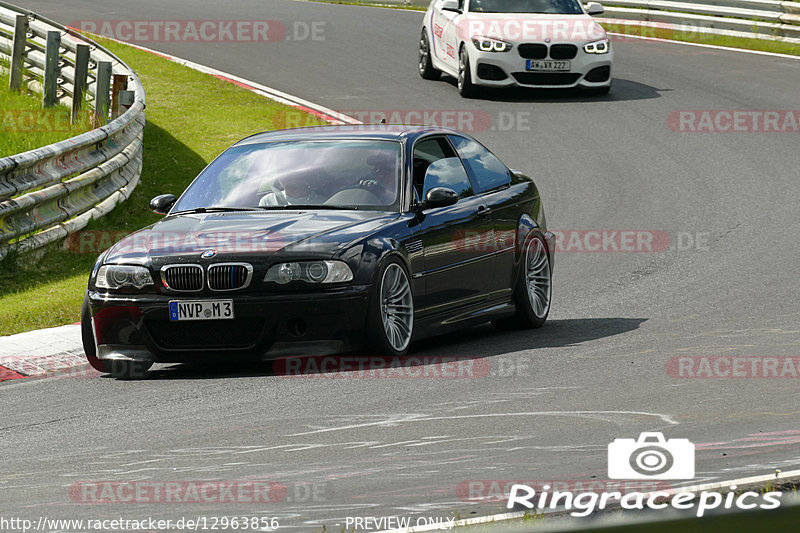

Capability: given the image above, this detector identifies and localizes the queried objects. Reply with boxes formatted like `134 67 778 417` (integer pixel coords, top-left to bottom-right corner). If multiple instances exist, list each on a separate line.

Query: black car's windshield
469 0 584 14
172 140 402 212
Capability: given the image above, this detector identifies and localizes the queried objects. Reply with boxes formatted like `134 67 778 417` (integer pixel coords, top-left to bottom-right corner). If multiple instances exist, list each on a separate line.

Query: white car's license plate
169 300 234 321
526 60 571 71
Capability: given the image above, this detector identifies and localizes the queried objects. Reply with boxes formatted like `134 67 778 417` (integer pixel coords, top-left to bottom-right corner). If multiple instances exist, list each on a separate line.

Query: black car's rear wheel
494 234 552 330
367 258 414 355
419 29 439 80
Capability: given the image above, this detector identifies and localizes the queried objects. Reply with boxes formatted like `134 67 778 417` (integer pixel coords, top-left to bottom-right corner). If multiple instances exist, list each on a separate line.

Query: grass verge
0 36 325 337
605 24 800 56
0 74 93 158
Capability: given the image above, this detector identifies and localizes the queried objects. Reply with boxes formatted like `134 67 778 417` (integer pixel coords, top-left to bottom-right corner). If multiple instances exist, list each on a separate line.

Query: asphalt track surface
3 0 800 530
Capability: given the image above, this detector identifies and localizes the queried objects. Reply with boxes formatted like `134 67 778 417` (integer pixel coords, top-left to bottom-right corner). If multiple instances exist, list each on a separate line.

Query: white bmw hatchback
419 0 613 96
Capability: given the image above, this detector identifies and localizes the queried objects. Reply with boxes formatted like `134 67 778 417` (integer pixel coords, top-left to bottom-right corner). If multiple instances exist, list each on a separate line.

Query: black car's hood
104 210 401 264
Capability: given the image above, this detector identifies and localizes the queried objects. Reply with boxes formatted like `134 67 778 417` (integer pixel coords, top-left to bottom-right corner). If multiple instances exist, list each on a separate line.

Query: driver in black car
259 168 328 206
357 151 398 205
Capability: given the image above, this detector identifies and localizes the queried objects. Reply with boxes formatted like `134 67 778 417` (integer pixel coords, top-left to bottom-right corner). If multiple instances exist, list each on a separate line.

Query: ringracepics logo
508 432 782 517
507 483 782 518
608 432 694 480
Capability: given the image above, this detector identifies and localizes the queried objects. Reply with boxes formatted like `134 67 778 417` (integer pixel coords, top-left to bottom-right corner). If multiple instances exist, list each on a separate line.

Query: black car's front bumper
88 285 371 363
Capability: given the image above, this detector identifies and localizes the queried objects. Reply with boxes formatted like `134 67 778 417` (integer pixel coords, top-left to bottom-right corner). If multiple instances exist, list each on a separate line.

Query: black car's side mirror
149 194 177 215
419 187 459 210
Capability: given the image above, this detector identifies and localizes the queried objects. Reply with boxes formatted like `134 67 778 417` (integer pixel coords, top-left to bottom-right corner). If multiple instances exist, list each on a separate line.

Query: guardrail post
9 15 28 91
71 44 90 124
110 74 128 119
94 61 112 126
42 30 61 107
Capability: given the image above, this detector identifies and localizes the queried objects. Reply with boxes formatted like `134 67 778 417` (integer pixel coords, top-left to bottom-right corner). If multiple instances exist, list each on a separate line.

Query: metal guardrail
0 1 145 258
380 0 800 42
599 0 800 43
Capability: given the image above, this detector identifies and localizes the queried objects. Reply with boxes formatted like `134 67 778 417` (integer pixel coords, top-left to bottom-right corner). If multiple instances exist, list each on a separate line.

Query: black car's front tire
81 293 106 373
494 234 552 330
81 294 152 379
366 258 414 356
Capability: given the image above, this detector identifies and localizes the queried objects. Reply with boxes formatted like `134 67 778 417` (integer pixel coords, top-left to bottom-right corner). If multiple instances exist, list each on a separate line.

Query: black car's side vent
208 263 253 291
161 265 204 292
406 240 423 254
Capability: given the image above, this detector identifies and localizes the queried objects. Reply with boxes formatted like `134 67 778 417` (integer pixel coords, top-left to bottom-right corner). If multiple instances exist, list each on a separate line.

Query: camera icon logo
608 432 695 480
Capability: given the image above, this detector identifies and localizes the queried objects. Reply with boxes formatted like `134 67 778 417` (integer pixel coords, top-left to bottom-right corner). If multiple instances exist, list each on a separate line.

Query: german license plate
526 60 570 71
169 300 234 321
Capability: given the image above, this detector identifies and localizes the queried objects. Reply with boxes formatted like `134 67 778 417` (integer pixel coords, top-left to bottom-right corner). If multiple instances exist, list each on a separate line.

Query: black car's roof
234 124 467 146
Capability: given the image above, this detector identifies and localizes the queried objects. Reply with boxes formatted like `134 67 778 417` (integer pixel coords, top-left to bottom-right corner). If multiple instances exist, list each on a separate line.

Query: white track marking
286 411 679 437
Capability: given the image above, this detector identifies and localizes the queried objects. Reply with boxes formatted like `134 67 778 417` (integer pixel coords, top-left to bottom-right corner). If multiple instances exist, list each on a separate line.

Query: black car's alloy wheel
419 29 439 80
368 258 414 355
494 234 551 329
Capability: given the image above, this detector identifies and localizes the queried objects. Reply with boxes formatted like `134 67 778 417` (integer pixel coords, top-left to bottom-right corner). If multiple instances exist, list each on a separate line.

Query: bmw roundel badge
201 250 216 258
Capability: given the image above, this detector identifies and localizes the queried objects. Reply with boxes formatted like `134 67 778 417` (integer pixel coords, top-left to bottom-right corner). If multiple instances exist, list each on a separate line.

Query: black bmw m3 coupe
82 125 554 378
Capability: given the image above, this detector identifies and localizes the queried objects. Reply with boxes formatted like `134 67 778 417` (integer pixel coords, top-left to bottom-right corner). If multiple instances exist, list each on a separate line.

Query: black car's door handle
477 205 491 217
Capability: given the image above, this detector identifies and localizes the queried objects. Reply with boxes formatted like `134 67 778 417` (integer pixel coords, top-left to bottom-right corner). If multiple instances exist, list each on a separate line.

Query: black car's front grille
162 265 203 292
518 43 548 59
146 318 265 350
512 72 582 86
208 263 252 291
549 44 578 59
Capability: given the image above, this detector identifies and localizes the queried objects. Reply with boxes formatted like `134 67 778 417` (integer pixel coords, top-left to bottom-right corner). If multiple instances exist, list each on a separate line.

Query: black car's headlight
264 260 354 284
96 265 154 290
584 39 610 54
471 37 513 53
